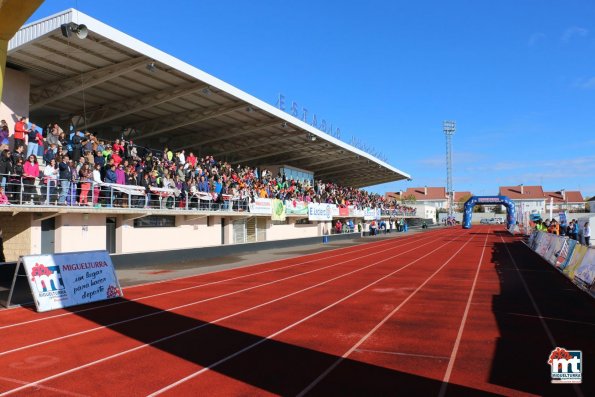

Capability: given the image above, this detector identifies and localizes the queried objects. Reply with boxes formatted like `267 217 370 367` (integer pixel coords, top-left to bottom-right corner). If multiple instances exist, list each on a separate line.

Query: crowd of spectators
0 118 416 215
535 218 591 246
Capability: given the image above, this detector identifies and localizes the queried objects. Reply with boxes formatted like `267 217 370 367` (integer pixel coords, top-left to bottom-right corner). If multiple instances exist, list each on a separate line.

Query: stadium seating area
0 122 416 215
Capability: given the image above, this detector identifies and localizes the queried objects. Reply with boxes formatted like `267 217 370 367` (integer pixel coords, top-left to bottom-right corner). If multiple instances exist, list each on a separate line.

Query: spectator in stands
570 220 579 240
0 121 9 147
547 219 559 235
67 160 79 205
92 163 102 206
42 158 58 205
26 124 42 158
47 123 62 148
22 155 39 204
13 117 28 149
0 149 11 189
584 222 591 246
0 187 9 205
79 164 92 206
58 155 71 205
12 145 25 165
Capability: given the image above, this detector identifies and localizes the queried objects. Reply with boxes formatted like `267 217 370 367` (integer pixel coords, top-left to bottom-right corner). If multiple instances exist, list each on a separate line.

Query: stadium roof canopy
7 9 411 188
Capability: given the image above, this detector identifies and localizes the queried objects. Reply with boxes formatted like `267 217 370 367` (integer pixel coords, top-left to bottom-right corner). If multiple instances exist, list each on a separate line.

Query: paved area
116 227 440 287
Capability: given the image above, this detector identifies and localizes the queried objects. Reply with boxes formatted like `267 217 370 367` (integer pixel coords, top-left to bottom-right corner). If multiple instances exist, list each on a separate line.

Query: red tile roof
499 185 545 199
386 188 473 202
544 191 584 203
454 191 472 201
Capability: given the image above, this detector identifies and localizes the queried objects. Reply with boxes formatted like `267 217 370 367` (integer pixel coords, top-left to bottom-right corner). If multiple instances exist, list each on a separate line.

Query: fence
527 231 594 298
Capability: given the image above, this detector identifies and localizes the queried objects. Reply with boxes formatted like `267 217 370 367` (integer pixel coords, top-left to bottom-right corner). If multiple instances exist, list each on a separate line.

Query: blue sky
28 1 595 198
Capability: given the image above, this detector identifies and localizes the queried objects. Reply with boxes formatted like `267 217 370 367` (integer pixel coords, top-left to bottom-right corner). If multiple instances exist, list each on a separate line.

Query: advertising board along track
7 251 123 312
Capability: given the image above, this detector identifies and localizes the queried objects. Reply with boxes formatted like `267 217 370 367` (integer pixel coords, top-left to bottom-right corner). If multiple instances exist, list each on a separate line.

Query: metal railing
0 173 414 217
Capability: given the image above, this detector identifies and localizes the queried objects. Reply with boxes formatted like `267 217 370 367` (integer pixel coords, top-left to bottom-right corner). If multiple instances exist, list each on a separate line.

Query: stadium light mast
443 120 456 216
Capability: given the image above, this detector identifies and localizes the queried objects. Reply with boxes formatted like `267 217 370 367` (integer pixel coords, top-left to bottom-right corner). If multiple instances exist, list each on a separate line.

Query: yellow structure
0 0 44 102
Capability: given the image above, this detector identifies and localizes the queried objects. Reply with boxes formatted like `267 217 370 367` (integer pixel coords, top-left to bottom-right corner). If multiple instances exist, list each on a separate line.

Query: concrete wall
266 218 319 241
56 213 107 252
118 215 221 254
0 213 32 261
0 67 30 148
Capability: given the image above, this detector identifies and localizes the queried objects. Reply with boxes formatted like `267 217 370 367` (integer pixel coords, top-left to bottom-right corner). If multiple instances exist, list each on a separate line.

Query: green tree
457 194 472 212
401 194 417 205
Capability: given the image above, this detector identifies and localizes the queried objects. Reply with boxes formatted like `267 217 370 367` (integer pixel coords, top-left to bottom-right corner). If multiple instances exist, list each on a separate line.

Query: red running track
0 226 593 396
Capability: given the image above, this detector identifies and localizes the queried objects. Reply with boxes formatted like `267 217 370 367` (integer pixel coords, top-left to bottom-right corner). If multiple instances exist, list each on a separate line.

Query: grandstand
0 9 413 261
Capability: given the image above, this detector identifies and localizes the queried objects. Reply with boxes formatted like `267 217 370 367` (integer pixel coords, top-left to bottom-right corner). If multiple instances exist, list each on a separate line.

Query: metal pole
443 120 456 216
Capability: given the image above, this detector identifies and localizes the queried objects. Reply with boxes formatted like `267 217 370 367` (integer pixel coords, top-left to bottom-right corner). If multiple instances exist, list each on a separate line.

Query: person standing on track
584 222 591 246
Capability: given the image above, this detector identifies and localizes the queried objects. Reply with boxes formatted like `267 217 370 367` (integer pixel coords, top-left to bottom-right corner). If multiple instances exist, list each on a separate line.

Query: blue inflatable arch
462 195 515 229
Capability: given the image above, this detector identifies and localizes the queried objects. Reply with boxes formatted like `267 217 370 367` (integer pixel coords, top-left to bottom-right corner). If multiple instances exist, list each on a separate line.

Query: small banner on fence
249 198 273 215
21 250 122 312
285 200 308 215
308 203 334 221
271 199 286 221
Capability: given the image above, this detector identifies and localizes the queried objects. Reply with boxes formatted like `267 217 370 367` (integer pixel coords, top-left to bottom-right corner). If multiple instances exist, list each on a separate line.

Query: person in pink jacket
22 154 39 204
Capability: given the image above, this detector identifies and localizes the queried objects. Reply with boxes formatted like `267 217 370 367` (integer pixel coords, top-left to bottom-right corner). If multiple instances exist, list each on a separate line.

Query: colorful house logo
30 263 65 292
548 347 582 384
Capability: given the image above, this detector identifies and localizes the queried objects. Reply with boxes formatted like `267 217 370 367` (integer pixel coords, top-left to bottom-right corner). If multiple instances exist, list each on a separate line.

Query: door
221 218 226 245
233 219 246 244
41 218 55 254
106 217 116 254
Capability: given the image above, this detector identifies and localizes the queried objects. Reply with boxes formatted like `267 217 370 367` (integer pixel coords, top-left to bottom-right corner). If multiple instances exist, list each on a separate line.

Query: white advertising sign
308 203 334 221
22 250 123 312
248 198 273 215
363 207 377 220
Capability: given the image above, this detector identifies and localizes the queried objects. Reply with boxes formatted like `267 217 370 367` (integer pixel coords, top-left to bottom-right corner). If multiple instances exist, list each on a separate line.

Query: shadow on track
489 239 595 397
64 297 500 396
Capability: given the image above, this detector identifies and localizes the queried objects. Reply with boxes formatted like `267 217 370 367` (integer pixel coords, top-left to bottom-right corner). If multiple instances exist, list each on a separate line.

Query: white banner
308 203 334 221
363 207 377 221
22 251 122 312
248 198 273 214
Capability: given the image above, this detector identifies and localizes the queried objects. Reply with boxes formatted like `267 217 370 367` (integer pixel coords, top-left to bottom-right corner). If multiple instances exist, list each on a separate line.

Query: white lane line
500 235 584 397
437 229 491 397
0 230 457 396
0 230 454 360
354 349 450 361
297 233 476 396
0 229 445 331
0 376 88 397
502 311 595 327
147 233 464 396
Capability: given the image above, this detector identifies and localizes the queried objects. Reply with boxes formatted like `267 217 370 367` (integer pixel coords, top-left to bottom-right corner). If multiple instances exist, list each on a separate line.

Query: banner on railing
338 207 349 217
563 244 588 282
574 249 595 288
249 198 272 215
285 200 308 215
349 207 364 217
555 239 576 270
308 203 333 221
271 199 286 221
20 250 122 312
363 207 377 220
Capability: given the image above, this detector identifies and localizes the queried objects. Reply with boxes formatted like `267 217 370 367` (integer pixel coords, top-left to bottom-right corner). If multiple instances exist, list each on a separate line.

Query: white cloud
575 77 595 90
528 32 545 46
561 26 588 42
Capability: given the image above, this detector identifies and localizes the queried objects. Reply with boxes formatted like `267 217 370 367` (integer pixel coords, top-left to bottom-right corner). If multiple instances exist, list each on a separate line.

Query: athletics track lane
0 228 455 395
0 232 430 327
2 226 592 396
0 229 448 354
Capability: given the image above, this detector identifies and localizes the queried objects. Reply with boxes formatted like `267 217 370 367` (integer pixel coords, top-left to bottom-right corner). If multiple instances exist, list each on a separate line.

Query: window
133 215 176 228
295 218 311 225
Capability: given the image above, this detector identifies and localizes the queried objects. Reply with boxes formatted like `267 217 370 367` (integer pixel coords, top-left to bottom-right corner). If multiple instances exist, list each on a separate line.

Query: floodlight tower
443 120 456 216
